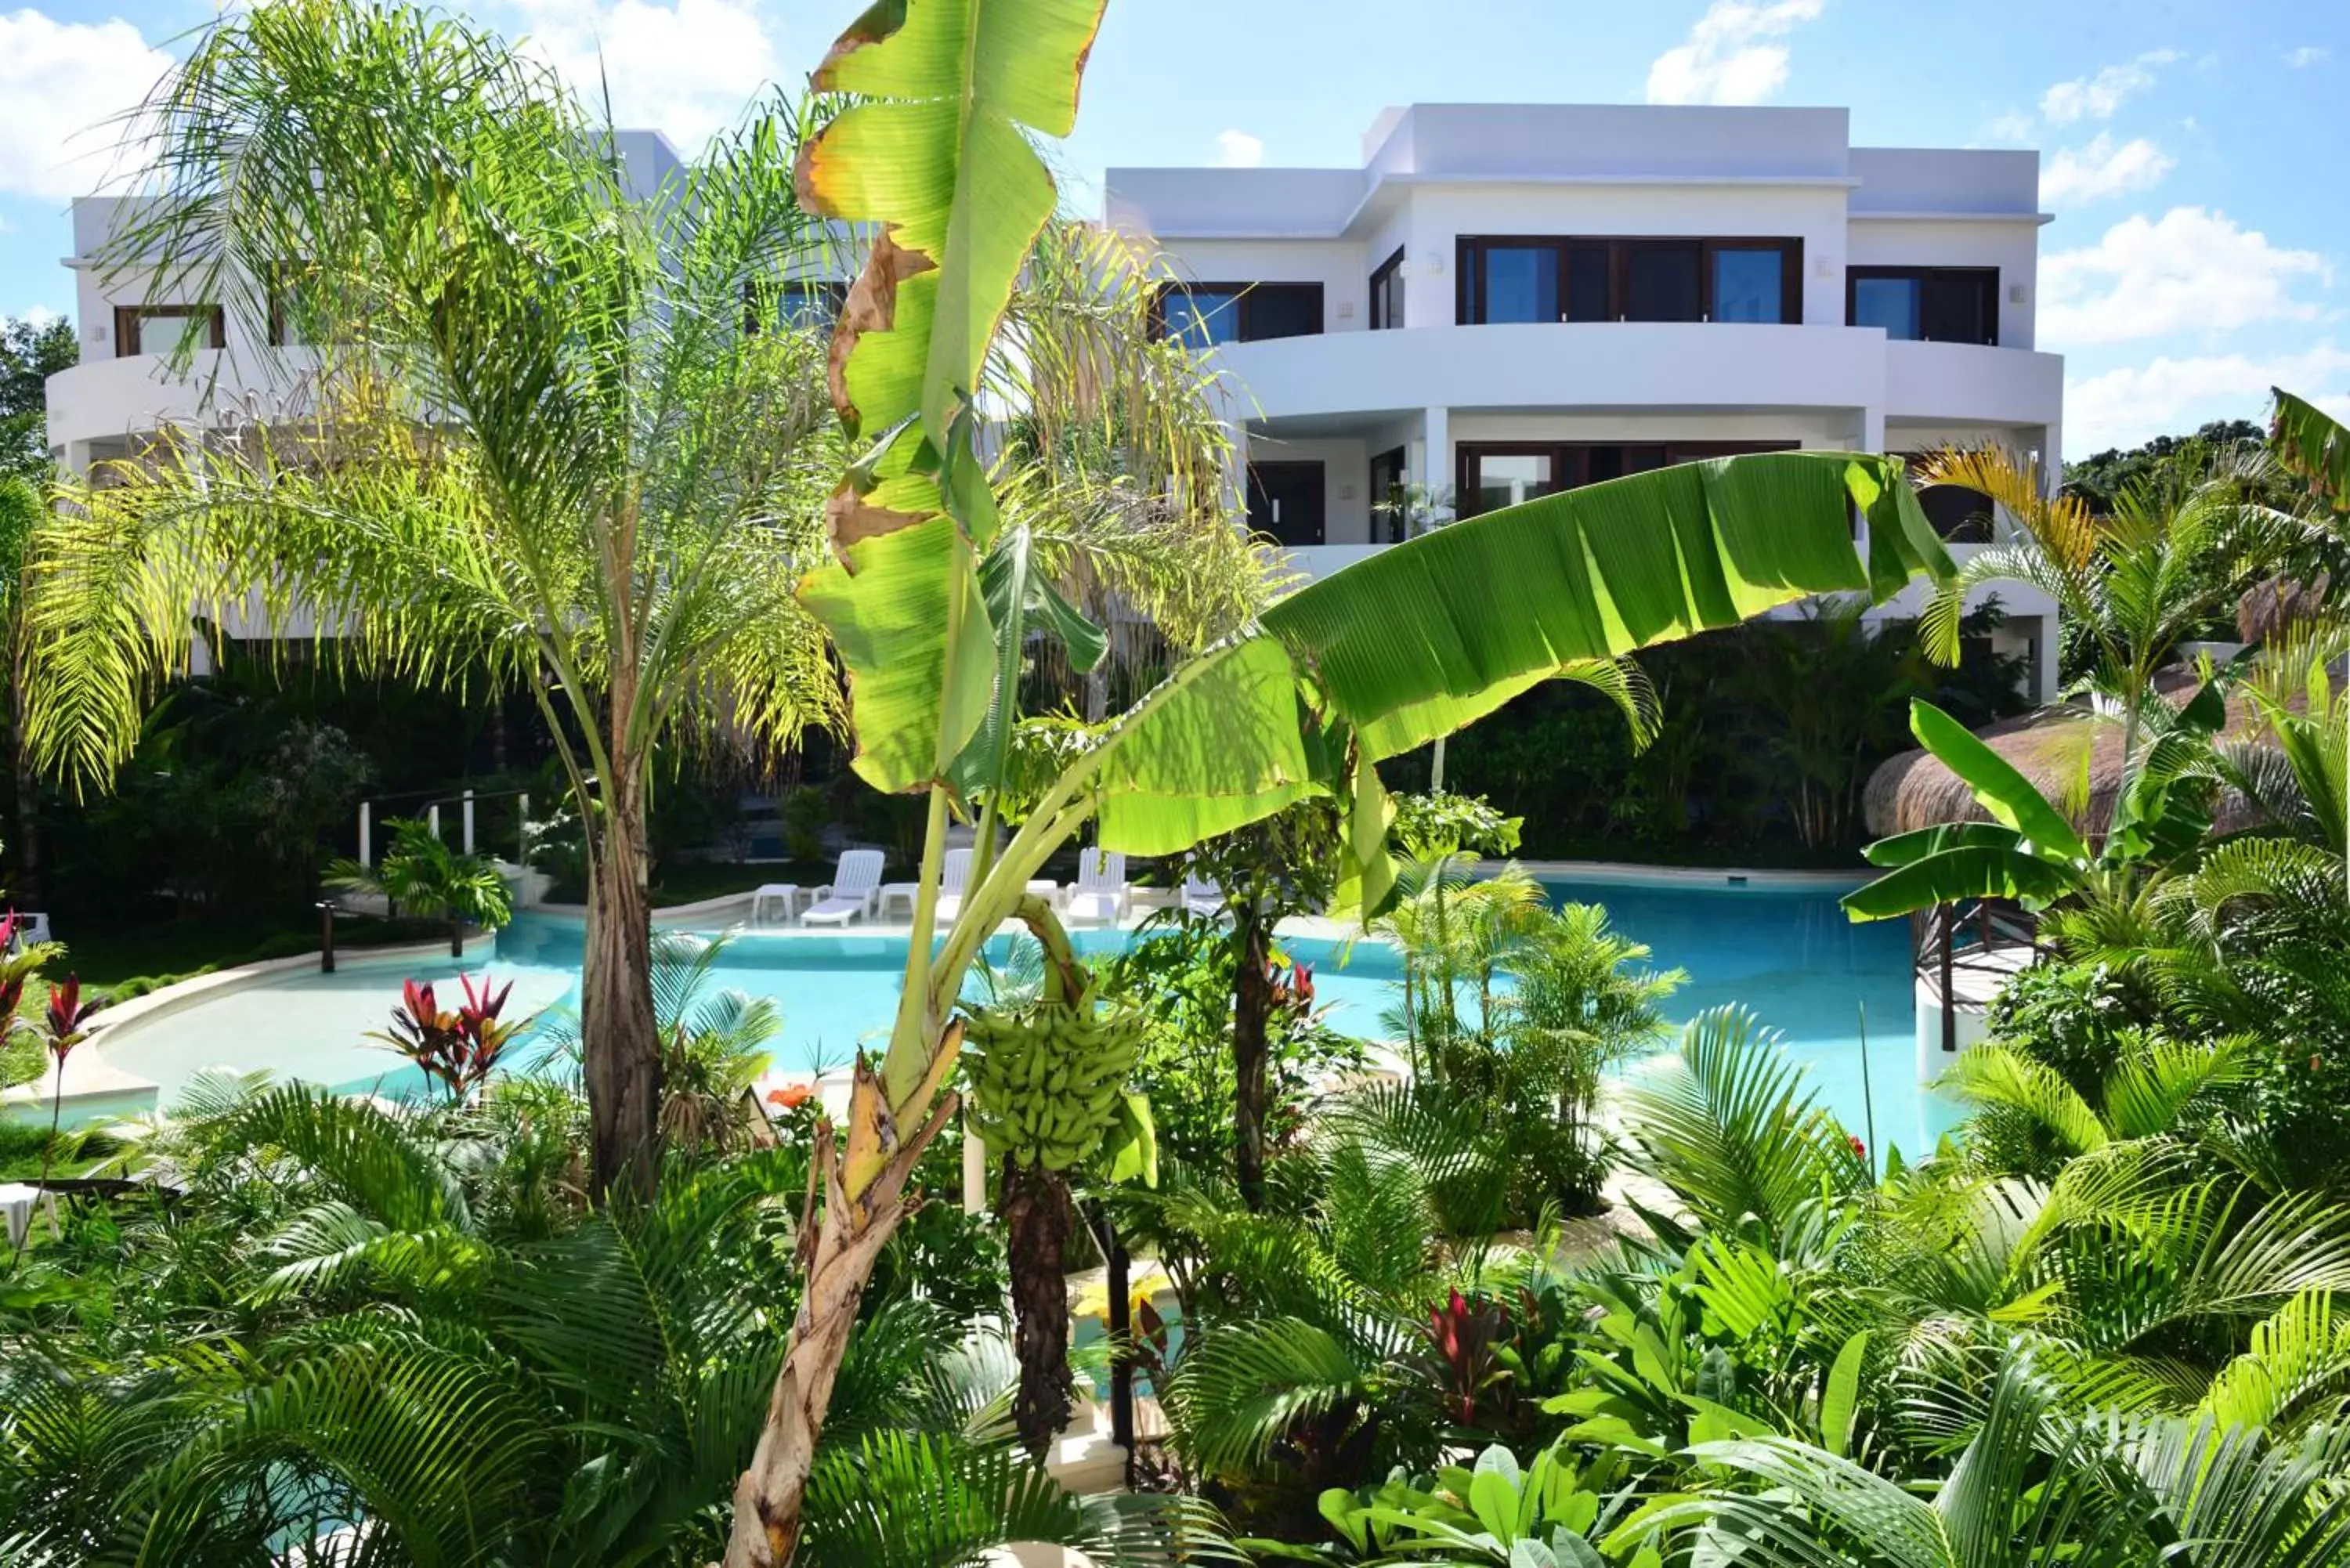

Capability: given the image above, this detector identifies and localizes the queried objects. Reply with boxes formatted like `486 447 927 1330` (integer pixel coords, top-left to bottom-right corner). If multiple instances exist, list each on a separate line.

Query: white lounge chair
1065 849 1130 924
5 912 52 953
801 849 885 927
933 847 974 922
1181 872 1225 919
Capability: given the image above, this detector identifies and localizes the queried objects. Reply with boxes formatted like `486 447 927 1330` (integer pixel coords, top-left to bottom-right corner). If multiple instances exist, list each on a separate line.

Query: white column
962 1122 987 1215
358 800 372 868
1419 406 1450 528
461 789 476 854
427 803 440 842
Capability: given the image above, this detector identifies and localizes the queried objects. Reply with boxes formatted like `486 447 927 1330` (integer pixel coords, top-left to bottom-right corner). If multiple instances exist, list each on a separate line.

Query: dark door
1247 461 1325 546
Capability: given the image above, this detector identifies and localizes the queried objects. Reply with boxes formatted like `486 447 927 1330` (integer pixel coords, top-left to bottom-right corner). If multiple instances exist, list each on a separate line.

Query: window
1918 483 1994 540
1154 282 1323 348
1623 242 1702 322
266 263 314 348
1455 440 1799 517
1848 267 1999 345
1900 456 1998 541
1464 448 1557 515
1458 237 1801 325
1712 247 1788 323
1369 446 1408 541
745 279 845 335
1246 461 1325 547
114 305 225 358
1369 248 1405 331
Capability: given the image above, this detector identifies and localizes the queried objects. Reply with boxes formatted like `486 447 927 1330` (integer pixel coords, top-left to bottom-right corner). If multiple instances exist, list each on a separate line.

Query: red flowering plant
11 968 100 1263
368 974 528 1104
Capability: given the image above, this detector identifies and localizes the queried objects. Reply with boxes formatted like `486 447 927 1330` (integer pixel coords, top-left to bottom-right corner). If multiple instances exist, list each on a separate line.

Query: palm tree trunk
580 761 661 1200
1233 901 1273 1211
1002 1154 1076 1458
726 1064 953 1566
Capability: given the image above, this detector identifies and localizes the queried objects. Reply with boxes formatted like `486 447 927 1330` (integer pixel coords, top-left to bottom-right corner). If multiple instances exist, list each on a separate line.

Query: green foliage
1098 921 1363 1172
326 815 515 930
1388 791 1524 859
2063 418 2270 516
0 313 74 484
1424 605 2027 862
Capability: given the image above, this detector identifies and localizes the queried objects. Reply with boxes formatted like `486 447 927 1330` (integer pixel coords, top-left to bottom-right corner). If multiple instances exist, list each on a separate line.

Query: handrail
355 785 538 868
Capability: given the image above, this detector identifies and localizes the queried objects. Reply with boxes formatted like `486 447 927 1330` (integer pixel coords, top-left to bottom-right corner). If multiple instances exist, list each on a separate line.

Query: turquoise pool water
92 876 1954 1154
1541 876 1954 1160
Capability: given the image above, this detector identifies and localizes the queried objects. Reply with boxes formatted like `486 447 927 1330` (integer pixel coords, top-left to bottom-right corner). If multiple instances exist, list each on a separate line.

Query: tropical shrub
326 815 515 930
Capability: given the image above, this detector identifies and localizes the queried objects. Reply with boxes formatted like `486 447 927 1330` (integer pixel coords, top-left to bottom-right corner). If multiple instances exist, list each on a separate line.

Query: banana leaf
1081 452 1952 862
1841 844 2080 920
1906 699 2089 862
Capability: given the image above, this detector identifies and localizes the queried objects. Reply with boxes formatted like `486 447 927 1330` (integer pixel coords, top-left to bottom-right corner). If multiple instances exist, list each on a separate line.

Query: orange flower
767 1082 815 1110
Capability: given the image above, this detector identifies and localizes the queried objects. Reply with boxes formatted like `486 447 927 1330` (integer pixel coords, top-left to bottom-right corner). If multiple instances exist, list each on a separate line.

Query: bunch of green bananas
964 981 1141 1172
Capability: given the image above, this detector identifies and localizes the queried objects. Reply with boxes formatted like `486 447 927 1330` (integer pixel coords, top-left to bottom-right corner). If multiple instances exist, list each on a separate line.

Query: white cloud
1983 111 2037 144
2285 45 2330 68
2040 132 2174 205
1645 0 1824 107
2066 342 2350 455
14 305 58 328
2040 49 2182 124
2041 207 2330 348
0 10 172 200
1215 129 1264 168
507 0 783 154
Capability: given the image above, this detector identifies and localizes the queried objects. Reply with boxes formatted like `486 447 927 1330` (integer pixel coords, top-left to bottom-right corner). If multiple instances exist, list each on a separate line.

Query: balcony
1883 337 2063 427
45 346 322 453
1207 321 2059 430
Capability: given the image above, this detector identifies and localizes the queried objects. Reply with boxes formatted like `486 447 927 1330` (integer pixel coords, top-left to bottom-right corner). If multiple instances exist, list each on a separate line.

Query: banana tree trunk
580 761 662 1200
1003 1154 1076 1458
1233 901 1272 1212
727 1060 956 1566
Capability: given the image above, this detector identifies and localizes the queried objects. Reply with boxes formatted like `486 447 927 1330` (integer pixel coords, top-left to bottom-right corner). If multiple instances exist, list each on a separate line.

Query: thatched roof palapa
1864 678 2274 840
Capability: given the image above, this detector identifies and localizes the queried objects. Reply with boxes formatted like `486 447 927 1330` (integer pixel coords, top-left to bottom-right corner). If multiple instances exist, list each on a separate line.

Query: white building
46 107 2060 695
45 129 688 480
1107 103 2062 697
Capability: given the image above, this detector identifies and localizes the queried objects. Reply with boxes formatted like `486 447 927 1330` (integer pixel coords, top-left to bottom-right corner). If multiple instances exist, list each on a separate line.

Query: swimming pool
82 873 1954 1154
1541 874 1953 1158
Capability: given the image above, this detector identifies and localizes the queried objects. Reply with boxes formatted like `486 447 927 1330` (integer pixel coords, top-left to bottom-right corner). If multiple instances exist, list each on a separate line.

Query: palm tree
1915 445 2288 761
15 5 843 1197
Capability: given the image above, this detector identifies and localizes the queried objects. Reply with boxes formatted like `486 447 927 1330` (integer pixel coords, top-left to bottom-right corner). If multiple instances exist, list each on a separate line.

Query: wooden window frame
1455 439 1802 518
1846 266 2000 346
114 304 226 358
1149 280 1325 344
1368 247 1405 331
1455 237 1803 326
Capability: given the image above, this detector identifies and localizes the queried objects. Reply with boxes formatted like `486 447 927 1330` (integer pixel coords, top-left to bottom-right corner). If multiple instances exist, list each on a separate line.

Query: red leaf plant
1423 1287 1509 1429
369 974 526 1103
11 970 100 1264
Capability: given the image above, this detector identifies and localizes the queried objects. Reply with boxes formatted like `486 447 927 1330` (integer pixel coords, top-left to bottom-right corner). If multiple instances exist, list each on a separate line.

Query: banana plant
1842 689 2225 923
725 0 1956 1557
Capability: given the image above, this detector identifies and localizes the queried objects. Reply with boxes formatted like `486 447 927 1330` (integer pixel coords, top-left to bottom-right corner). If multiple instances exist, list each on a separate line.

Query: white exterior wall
1849 218 2040 350
49 130 685 470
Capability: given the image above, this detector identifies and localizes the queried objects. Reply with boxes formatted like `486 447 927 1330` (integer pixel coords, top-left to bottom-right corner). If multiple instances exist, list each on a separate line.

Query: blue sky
2 0 2345 457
